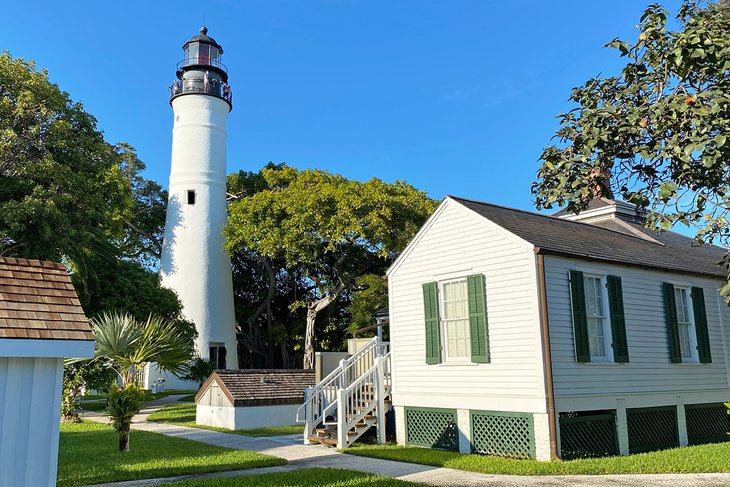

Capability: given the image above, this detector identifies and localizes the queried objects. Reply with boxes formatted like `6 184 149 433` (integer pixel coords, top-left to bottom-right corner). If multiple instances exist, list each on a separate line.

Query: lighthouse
160 26 238 370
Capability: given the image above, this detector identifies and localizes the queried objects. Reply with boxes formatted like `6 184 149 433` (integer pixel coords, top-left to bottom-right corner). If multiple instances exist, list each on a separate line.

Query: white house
0 257 95 486
196 369 315 430
386 196 730 460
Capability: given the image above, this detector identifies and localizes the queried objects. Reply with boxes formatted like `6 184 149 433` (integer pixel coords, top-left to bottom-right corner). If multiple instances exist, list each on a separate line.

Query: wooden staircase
297 337 392 448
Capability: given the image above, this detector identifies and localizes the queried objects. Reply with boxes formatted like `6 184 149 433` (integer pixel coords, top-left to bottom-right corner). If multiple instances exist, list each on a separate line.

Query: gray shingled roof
450 196 727 278
203 369 315 407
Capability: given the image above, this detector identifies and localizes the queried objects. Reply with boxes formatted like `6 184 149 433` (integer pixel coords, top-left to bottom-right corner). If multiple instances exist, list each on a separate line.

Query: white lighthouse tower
160 26 238 370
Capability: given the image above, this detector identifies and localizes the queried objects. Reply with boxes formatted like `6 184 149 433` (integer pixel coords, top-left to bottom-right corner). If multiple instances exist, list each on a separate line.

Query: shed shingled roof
450 196 727 278
0 257 93 340
199 369 316 407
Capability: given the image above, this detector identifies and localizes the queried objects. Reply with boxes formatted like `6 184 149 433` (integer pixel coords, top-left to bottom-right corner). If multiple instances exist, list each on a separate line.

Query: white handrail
298 337 391 446
297 336 388 425
336 351 392 447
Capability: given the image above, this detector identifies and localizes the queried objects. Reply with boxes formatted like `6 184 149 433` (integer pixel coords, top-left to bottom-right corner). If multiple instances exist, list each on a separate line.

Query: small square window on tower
186 190 196 205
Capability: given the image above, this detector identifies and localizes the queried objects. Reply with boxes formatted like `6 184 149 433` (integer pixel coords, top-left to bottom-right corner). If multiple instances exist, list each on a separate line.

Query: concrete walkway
81 398 730 487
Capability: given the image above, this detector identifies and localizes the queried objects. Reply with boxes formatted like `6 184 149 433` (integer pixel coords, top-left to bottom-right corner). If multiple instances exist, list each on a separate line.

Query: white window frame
582 273 614 363
438 277 472 363
673 285 699 364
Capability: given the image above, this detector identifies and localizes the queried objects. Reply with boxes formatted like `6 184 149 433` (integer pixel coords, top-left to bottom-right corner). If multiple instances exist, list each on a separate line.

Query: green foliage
346 442 730 474
532 1 730 268
346 274 388 335
0 52 132 265
61 361 117 420
90 312 194 386
225 165 435 367
72 257 183 322
226 165 435 267
114 143 168 266
107 383 146 452
171 468 424 487
179 357 216 388
57 421 285 486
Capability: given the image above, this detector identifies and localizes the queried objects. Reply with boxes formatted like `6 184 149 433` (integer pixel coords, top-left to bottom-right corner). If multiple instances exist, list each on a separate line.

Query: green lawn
148 403 304 437
150 388 199 400
76 401 107 412
345 442 730 475
171 468 426 486
178 394 197 402
57 421 285 487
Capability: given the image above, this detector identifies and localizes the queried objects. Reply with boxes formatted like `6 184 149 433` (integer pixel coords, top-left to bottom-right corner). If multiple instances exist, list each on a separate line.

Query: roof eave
535 247 726 280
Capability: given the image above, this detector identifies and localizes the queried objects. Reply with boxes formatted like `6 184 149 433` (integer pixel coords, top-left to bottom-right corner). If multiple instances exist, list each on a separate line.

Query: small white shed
196 369 315 430
0 257 95 487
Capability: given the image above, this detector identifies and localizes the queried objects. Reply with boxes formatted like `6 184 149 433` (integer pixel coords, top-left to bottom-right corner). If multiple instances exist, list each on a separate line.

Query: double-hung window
422 274 489 365
569 270 629 363
663 283 711 364
674 287 698 362
440 279 471 360
583 275 612 361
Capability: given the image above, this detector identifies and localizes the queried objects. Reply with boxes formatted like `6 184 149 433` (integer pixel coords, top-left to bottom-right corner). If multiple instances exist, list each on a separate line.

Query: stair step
315 428 336 435
308 435 337 445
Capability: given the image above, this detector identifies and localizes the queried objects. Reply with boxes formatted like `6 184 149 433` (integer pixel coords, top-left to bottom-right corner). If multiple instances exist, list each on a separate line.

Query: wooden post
337 387 347 449
303 386 313 444
376 355 386 444
339 358 348 388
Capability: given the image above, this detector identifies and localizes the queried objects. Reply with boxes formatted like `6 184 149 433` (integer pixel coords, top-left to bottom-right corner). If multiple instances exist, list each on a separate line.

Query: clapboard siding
545 255 730 399
389 199 547 413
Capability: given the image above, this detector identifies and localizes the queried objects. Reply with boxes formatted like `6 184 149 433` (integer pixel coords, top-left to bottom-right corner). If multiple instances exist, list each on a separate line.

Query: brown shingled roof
450 196 727 278
0 257 93 340
198 369 315 407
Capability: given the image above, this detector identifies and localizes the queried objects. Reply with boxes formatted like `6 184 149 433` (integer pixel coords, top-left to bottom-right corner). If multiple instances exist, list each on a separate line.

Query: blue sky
2 0 683 211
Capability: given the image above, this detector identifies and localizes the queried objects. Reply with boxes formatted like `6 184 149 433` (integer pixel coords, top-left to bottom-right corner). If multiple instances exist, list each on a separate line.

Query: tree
179 357 216 388
72 257 185 323
0 53 133 266
226 165 435 368
532 1 730 285
346 274 388 336
114 143 168 267
61 361 116 422
107 383 145 452
90 312 193 386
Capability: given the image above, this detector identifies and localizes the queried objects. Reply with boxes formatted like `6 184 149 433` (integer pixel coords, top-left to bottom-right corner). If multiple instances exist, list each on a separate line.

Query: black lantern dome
170 26 232 110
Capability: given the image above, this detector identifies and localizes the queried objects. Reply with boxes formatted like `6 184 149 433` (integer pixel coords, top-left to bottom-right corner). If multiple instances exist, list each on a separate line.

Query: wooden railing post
303 386 314 444
337 387 347 449
375 355 386 444
338 358 348 388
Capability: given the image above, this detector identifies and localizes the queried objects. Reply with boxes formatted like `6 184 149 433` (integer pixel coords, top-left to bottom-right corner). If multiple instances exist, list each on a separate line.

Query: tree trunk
302 287 344 369
303 307 318 370
244 256 276 368
118 424 130 452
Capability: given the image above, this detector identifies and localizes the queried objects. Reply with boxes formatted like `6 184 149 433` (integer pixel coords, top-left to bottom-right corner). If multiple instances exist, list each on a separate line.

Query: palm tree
91 312 193 386
89 311 193 451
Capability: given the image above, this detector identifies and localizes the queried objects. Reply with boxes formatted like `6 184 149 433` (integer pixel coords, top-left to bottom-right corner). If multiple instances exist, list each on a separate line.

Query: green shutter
423 282 441 365
606 275 629 363
691 287 712 363
569 270 590 363
467 274 490 364
662 282 682 363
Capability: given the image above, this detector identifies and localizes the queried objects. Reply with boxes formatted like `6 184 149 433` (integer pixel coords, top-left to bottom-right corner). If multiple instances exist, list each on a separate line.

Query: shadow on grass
57 421 285 487
171 468 427 487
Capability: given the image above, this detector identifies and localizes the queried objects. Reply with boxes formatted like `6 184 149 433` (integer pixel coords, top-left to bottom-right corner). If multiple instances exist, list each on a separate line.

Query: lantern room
170 26 232 109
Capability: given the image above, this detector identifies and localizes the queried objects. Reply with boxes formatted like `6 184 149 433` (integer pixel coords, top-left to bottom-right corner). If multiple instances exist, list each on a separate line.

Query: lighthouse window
185 43 198 65
186 190 196 205
199 44 211 65
209 344 227 369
